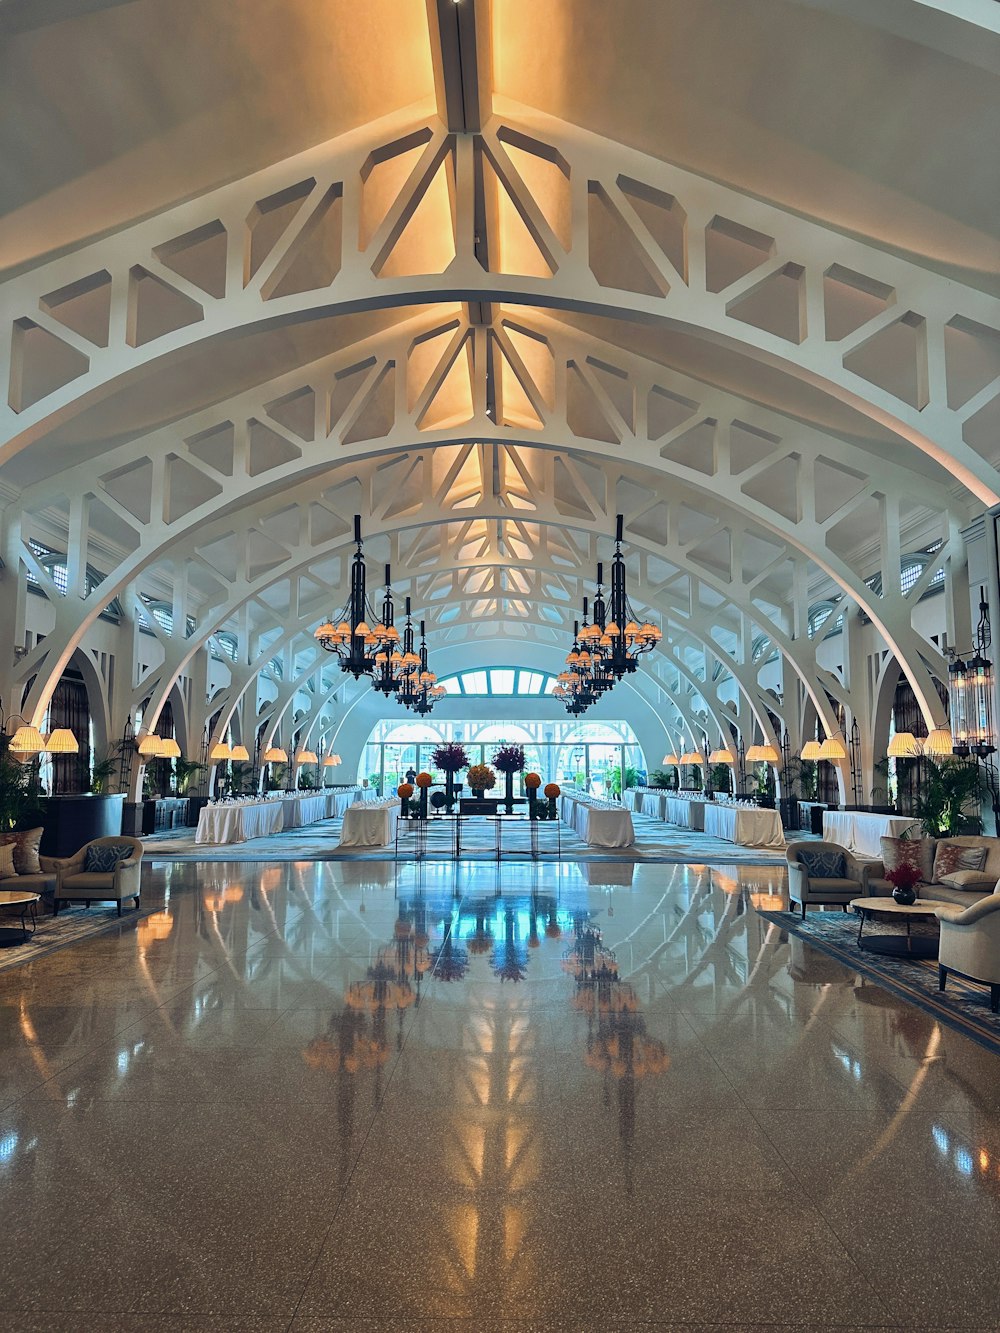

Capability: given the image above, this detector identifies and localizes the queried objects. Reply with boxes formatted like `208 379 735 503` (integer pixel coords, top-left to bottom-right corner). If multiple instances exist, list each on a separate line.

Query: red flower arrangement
493 744 526 773
885 863 921 891
431 743 469 773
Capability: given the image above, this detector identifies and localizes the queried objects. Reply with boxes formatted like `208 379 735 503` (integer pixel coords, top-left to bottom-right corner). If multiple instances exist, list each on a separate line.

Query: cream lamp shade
746 744 780 764
9 724 46 755
679 750 703 765
818 735 848 760
209 742 232 762
323 754 341 767
708 749 733 764
44 728 79 754
158 738 182 759
662 752 679 766
295 749 318 765
263 746 287 763
923 728 954 756
800 740 823 761
137 733 164 758
887 732 921 758
229 744 250 762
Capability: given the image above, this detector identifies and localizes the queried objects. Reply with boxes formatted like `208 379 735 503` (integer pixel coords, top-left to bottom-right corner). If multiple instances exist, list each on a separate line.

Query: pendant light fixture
314 516 401 680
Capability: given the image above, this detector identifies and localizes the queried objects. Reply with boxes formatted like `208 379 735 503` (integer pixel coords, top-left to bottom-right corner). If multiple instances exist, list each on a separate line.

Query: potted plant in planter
492 744 526 814
432 743 469 813
916 758 982 836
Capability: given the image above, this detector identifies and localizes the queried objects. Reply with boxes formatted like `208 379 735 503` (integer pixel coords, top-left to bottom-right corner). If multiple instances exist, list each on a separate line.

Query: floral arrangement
397 783 414 800
492 744 526 773
432 743 469 773
544 782 561 799
415 771 433 788
524 772 542 790
467 764 497 791
886 863 921 891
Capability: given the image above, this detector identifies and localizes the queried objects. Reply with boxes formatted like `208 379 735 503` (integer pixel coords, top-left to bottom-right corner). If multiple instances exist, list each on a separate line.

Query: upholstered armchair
936 891 1000 1013
785 840 871 918
51 836 144 917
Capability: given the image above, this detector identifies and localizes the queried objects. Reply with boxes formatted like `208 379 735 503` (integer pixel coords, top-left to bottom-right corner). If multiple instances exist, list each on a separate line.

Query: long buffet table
665 796 706 830
559 791 635 848
822 810 919 857
702 802 785 850
338 797 402 848
194 786 361 845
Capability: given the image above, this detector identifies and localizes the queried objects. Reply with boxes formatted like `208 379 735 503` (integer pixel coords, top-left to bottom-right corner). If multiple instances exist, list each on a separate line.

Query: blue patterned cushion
83 843 132 873
798 849 846 879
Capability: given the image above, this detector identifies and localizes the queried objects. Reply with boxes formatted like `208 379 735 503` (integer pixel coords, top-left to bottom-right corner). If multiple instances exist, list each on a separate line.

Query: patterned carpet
144 811 805 865
758 905 1000 1055
0 900 160 976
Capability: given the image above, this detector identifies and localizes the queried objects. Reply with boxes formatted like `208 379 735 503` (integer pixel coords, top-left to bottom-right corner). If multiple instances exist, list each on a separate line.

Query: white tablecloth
703 803 785 849
338 799 401 848
327 787 361 818
559 793 635 848
280 793 330 829
622 790 640 811
195 801 284 845
822 811 919 857
638 790 667 820
666 797 706 830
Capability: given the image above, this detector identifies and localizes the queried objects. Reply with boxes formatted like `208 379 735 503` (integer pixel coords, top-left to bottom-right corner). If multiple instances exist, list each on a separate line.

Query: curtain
893 676 950 815
48 675 90 794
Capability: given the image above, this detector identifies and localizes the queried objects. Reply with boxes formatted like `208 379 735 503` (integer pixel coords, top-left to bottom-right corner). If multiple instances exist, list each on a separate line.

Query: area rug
757 905 1000 1056
0 900 161 976
144 812 797 866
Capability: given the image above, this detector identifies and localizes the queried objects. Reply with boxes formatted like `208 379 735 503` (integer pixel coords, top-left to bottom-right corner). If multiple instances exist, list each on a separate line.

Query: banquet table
280 793 330 830
703 803 785 849
338 798 402 848
822 811 919 857
559 792 635 848
635 790 667 819
327 787 362 818
665 796 706 831
195 800 285 845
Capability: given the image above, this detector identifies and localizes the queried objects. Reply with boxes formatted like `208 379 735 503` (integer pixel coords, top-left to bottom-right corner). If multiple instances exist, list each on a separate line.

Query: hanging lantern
314 516 403 682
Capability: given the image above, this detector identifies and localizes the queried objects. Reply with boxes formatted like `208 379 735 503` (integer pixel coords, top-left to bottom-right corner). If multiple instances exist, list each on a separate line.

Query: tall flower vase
445 775 457 813
503 770 515 816
418 787 429 819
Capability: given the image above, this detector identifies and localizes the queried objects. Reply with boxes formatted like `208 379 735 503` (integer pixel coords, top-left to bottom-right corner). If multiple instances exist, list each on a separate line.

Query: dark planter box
460 798 501 815
34 794 126 858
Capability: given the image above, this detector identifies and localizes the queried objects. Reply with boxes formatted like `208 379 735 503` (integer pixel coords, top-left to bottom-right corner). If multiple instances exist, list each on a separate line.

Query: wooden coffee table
849 896 951 958
0 890 40 947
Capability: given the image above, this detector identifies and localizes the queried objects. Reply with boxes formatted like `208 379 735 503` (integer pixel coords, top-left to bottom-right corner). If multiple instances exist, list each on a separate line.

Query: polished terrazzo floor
2 858 1000 1330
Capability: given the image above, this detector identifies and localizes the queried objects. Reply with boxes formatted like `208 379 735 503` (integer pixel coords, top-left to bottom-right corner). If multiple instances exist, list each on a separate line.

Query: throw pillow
83 843 132 873
880 836 934 882
0 827 43 875
0 842 15 880
798 849 846 879
933 842 988 881
937 870 998 891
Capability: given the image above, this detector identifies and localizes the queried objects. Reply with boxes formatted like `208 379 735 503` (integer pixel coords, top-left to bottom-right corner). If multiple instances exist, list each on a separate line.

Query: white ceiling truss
1 0 997 798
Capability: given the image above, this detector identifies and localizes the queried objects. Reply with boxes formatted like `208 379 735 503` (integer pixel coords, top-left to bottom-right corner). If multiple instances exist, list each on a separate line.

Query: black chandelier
397 601 444 715
579 515 661 680
314 515 402 679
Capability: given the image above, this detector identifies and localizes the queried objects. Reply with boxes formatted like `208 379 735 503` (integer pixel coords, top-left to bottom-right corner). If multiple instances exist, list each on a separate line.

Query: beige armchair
52 837 144 917
936 890 1000 1013
786 840 871 918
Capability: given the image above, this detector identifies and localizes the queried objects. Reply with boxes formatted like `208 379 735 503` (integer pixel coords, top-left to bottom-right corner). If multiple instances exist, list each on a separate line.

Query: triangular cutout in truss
164 454 223 523
705 216 774 294
308 503 349 546
825 494 881 560
687 529 732 582
647 385 697 439
257 505 302 548
246 179 315 284
262 184 343 300
376 455 425 519
962 393 1000 464
265 387 316 442
631 502 670 548
101 458 154 524
186 422 235 477
360 131 433 251
567 361 619 444
342 363 396 445
616 479 651 518
660 418 717 475
677 505 717 546
741 455 801 523
812 458 868 525
617 175 687 282
378 151 455 279
127 267 203 347
9 317 89 412
408 324 462 411
499 129 572 250
742 532 788 572
248 420 302 477
944 316 1000 411
328 360 376 434
494 336 544 430
823 264 893 342
480 151 554 279
39 271 111 347
417 335 474 431
843 312 928 409
297 574 327 606
502 323 554 407
726 264 804 344
154 221 228 300
587 181 667 297
552 457 593 521
729 421 780 474
246 529 291 582
587 358 634 432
